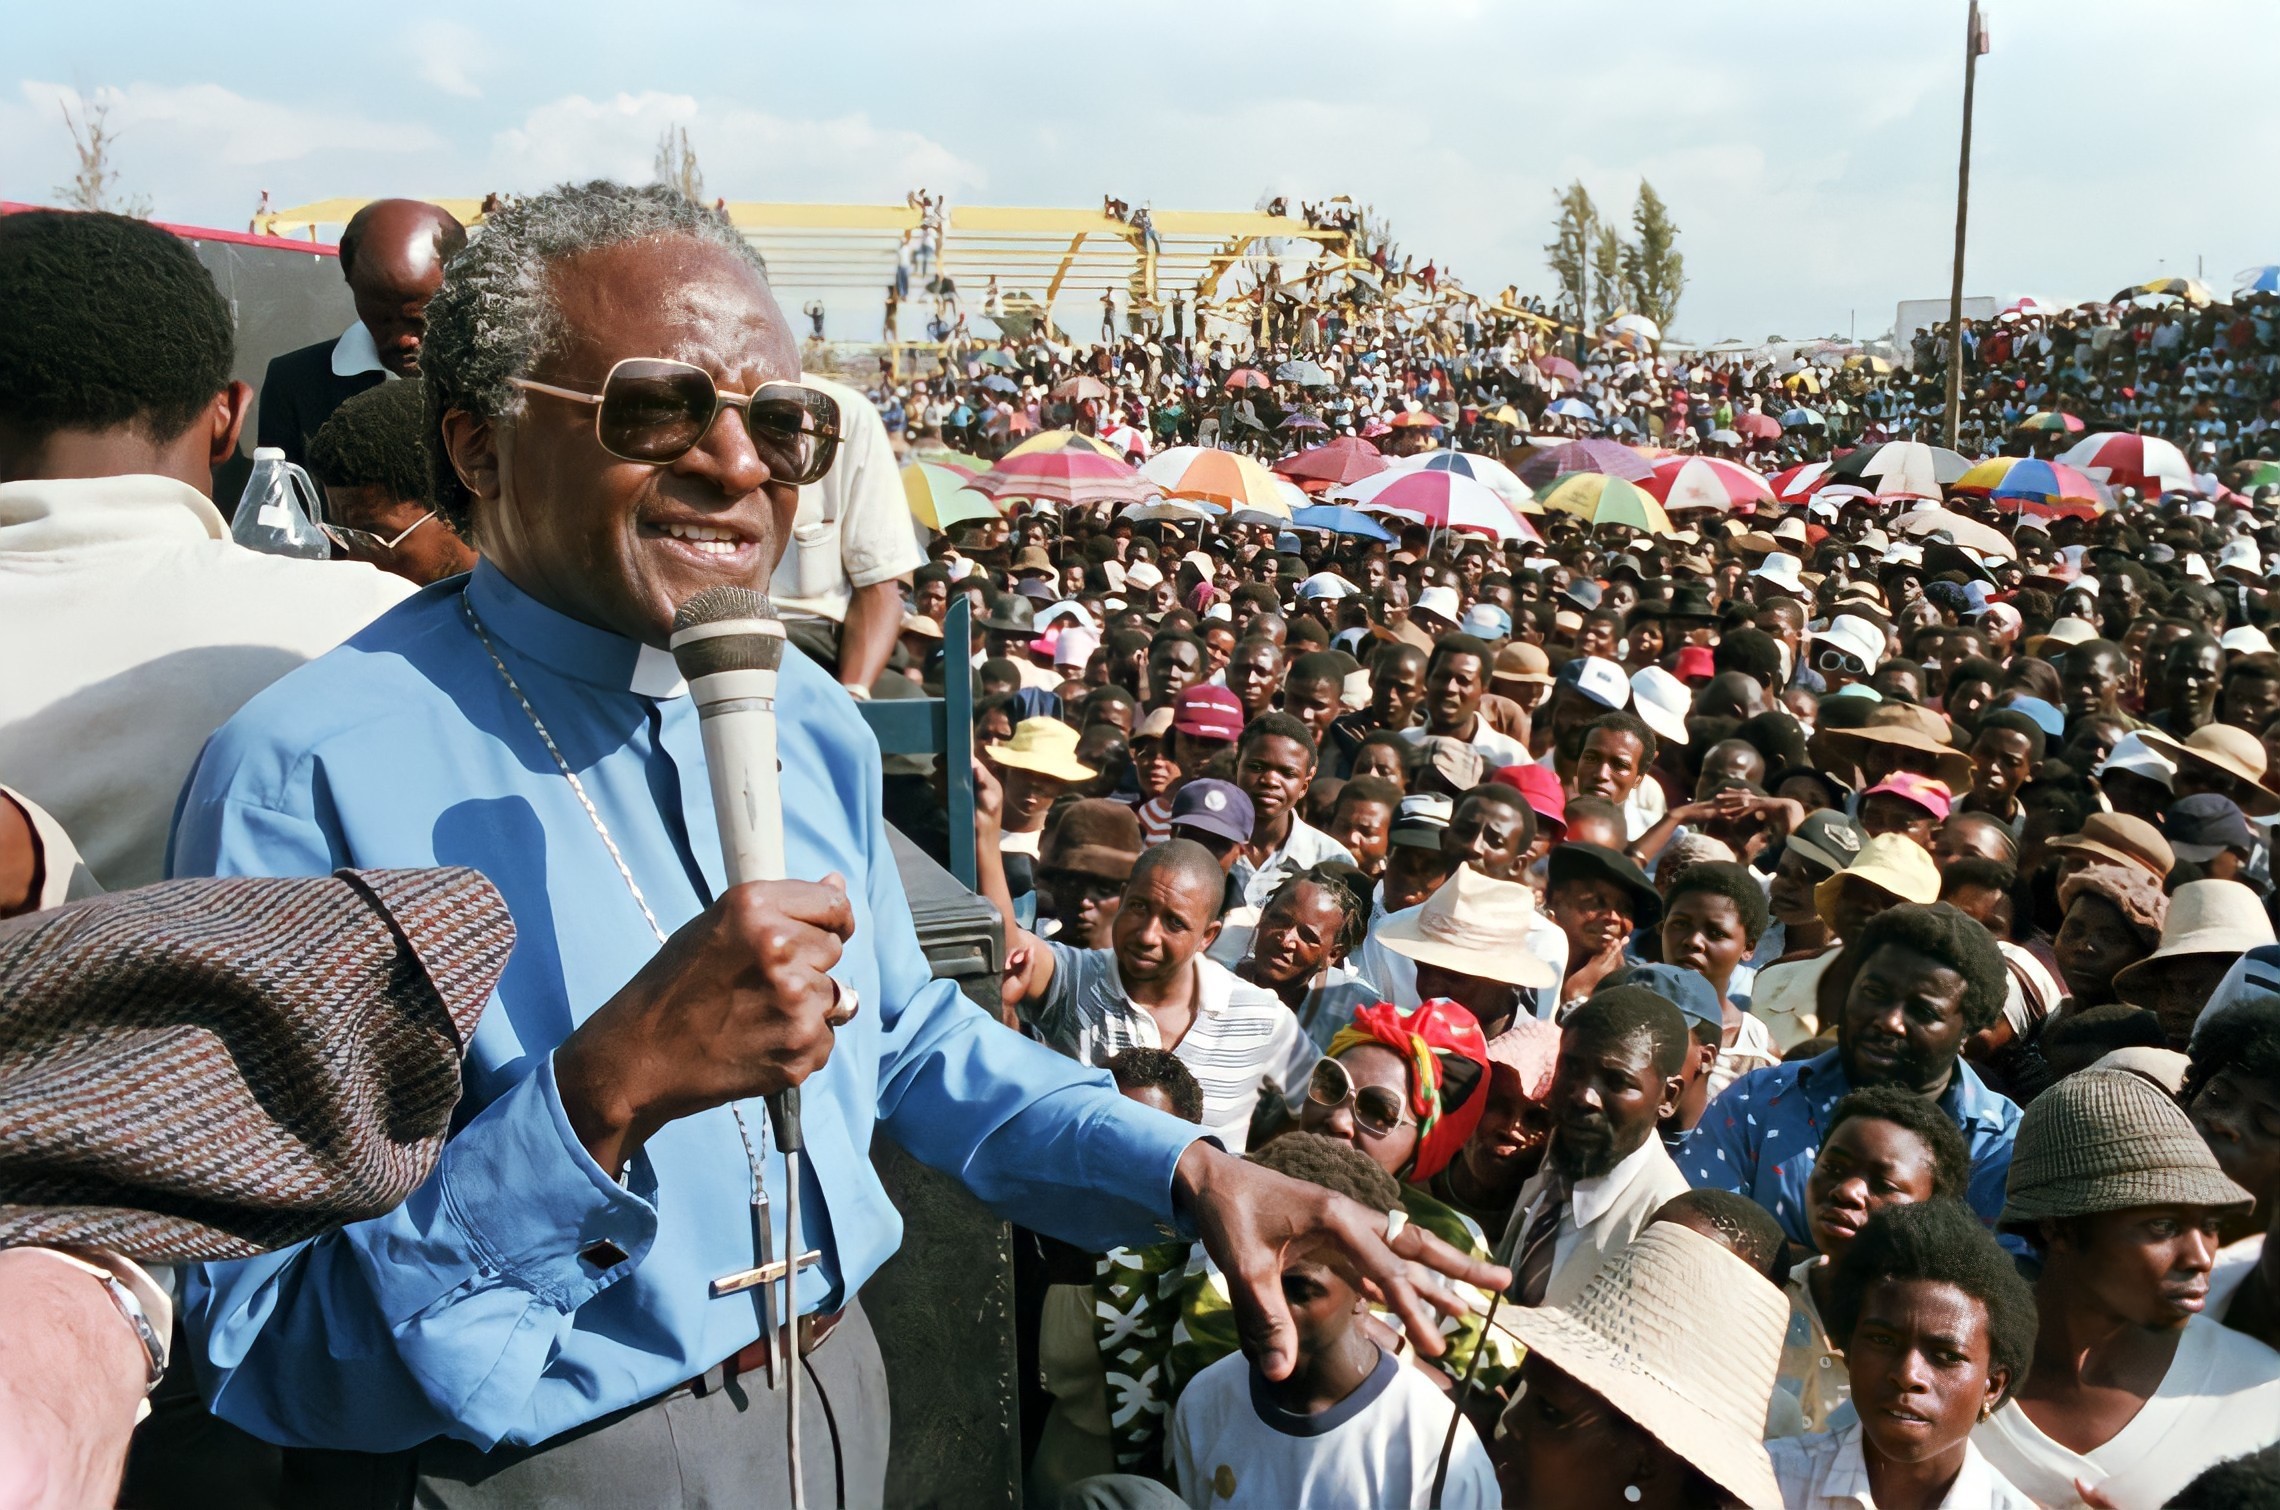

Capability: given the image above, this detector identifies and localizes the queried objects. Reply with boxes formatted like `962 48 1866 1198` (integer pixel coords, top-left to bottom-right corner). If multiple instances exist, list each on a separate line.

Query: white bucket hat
2116 881 2276 1001
1297 571 1360 601
1810 613 1886 672
1750 552 1806 595
2221 538 2263 573
1495 1223 1784 1509
1629 665 1693 746
1414 584 1463 626
1124 560 1165 590
1374 866 1557 988
2224 625 2276 657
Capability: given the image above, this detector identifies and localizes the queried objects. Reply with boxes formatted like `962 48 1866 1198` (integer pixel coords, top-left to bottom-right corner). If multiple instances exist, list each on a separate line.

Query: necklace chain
461 597 770 1184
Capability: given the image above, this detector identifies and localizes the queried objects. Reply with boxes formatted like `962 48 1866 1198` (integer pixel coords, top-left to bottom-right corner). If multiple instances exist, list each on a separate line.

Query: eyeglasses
1308 1056 1415 1138
318 510 436 559
508 359 841 483
1815 647 1868 676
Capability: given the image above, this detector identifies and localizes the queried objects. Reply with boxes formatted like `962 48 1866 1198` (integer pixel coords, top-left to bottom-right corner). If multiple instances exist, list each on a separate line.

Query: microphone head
669 586 786 679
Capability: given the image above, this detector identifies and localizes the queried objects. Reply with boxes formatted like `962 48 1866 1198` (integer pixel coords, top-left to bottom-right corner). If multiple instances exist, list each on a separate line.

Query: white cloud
17 80 441 169
410 20 486 99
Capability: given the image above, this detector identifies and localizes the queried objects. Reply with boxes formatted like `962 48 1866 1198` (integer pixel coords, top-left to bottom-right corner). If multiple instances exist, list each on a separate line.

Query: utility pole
1943 0 1990 450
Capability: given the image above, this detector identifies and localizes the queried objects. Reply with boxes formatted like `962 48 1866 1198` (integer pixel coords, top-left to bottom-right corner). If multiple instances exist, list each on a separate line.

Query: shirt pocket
784 508 843 599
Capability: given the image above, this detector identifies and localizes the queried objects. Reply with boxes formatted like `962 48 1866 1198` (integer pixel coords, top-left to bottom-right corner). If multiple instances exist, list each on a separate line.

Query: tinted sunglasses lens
748 386 839 486
318 524 389 558
1307 1058 1350 1108
597 360 716 461
1354 1087 1408 1136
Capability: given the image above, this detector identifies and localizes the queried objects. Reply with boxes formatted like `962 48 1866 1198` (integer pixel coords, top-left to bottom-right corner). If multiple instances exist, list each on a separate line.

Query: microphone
669 585 806 1509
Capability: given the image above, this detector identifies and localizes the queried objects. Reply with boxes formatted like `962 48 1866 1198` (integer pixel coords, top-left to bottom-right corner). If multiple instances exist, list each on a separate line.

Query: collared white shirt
1517 1133 1667 1276
1399 715 1530 773
770 375 925 624
1026 942 1318 1152
1231 814 1354 911
330 320 393 379
1771 1421 2036 1509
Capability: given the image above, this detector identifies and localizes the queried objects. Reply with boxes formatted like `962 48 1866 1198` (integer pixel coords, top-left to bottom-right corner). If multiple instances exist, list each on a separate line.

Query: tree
1620 181 1686 329
55 97 149 217
1543 182 1598 326
653 126 705 205
1591 224 1624 325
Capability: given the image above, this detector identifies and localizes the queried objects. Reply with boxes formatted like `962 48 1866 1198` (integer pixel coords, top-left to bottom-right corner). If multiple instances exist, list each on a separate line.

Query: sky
7 0 2278 345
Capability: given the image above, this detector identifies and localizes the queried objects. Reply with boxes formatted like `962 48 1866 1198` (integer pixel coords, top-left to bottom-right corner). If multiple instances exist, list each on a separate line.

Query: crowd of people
10 178 2280 1510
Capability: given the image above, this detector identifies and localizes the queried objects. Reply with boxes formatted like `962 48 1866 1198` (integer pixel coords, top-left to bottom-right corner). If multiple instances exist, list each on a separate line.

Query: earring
1624 1488 1643 1505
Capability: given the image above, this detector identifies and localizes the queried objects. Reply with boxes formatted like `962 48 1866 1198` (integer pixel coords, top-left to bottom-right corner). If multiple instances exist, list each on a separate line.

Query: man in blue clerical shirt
165 182 1502 1508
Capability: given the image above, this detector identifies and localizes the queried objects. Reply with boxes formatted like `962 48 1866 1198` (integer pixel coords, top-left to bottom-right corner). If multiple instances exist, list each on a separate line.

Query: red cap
1673 645 1717 683
1172 685 1244 742
1492 762 1567 843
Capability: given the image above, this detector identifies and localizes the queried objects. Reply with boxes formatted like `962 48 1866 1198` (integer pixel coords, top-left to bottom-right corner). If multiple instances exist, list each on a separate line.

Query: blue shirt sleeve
1677 1075 1761 1197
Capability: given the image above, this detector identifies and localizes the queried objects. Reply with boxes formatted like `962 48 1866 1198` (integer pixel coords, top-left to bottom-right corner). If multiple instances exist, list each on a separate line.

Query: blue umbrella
2238 265 2280 296
1290 504 1395 541
1547 397 1597 420
981 374 1019 394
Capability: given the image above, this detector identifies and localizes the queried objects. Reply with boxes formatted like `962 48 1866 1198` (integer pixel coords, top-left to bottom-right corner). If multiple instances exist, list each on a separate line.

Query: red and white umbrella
1768 460 1832 501
2059 431 2197 495
1332 468 1539 542
1645 456 1773 515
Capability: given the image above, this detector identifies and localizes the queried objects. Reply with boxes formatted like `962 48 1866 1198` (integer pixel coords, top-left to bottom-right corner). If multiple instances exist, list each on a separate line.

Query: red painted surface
0 200 339 256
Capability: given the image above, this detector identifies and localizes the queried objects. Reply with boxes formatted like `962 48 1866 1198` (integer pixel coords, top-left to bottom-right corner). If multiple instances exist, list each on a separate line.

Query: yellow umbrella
1781 369 1824 394
902 462 1001 531
1139 446 1289 515
1007 429 1124 459
1532 473 1674 535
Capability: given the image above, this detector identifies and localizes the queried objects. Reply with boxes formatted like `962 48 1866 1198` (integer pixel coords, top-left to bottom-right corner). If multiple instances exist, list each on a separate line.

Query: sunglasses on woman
1308 1057 1414 1138
508 358 841 484
318 511 436 560
1815 646 1867 676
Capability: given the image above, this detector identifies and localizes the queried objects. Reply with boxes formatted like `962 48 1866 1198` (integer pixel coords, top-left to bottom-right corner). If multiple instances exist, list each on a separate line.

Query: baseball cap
1491 762 1567 843
1785 809 1867 874
1557 655 1631 711
1390 792 1456 850
1169 778 1254 846
1461 603 1514 640
1171 686 1244 742
2168 793 2259 864
1613 963 1721 1036
1863 772 1953 821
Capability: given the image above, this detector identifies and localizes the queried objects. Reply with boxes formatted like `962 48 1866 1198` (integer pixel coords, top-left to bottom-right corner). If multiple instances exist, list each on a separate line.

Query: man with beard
1495 988 1691 1308
1678 903 2021 1247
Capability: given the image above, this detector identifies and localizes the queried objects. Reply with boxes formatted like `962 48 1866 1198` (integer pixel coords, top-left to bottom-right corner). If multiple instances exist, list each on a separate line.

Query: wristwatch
27 1249 170 1401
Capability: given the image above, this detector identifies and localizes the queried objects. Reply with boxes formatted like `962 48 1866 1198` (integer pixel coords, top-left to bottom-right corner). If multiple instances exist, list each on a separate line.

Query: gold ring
826 979 860 1029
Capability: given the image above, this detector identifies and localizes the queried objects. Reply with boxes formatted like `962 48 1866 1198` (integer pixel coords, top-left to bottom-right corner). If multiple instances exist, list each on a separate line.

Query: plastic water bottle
231 446 329 559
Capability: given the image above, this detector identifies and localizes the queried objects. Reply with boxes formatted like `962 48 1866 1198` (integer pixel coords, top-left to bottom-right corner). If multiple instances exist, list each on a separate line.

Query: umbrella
1333 469 1538 542
1288 505 1395 541
1533 473 1675 535
1782 370 1823 395
2017 411 2084 434
1224 368 1272 390
1646 456 1773 514
1274 435 1387 488
1395 450 1540 512
1605 313 1661 345
2114 277 2216 305
1140 446 1290 515
1708 428 1744 446
1951 456 2108 519
1734 412 1782 442
1891 505 2016 560
1545 397 1598 420
1515 438 1657 487
1844 354 1896 375
1120 499 1219 523
1533 356 1581 384
1768 460 1833 501
1007 429 1125 459
901 462 1001 531
980 373 1019 395
2238 266 2280 297
906 445 988 477
1275 359 1334 388
1390 410 1445 429
2239 460 2280 489
1824 440 1973 498
1051 375 1109 402
1490 405 1525 429
977 350 1019 370
1280 411 1330 432
2060 431 2197 495
1779 406 1825 429
973 447 1152 508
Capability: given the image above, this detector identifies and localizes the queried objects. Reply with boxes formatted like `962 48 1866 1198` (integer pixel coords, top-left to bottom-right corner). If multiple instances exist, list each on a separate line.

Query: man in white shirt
771 373 925 694
1398 633 1531 770
1498 987 1691 1309
1231 712 1354 910
0 208 415 889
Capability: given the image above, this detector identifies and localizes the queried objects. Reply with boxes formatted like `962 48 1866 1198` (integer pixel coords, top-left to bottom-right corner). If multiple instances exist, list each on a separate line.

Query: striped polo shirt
1026 943 1320 1152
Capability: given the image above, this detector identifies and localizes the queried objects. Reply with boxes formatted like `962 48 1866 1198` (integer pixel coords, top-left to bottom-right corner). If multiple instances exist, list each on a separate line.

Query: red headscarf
1327 999 1491 1183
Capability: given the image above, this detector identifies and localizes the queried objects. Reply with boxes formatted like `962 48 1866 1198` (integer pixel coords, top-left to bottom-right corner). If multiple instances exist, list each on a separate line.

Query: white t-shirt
768 374 925 622
1973 1312 2280 1509
1171 1346 1498 1509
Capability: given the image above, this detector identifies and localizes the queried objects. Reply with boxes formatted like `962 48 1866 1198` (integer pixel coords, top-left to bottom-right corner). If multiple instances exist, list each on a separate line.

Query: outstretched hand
1172 1141 1510 1380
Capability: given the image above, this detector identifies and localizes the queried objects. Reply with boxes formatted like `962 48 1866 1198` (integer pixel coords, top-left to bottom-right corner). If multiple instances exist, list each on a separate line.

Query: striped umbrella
1533 474 1675 535
972 447 1152 507
1545 397 1598 420
1273 435 1387 490
1646 456 1774 515
1515 438 1656 487
1333 469 1539 542
1140 446 1289 515
901 463 1001 531
1394 451 1540 513
1780 407 1825 430
2114 277 2215 305
2017 411 2085 434
1824 440 1974 498
1006 429 1125 459
1768 460 1833 501
2060 432 2197 495
1951 457 2108 520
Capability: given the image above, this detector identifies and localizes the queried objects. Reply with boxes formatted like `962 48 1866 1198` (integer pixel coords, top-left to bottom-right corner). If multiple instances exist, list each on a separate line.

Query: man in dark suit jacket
256 199 465 465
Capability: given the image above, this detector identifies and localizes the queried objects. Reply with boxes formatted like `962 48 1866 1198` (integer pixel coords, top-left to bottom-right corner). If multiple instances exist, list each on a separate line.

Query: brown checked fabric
0 867 513 1261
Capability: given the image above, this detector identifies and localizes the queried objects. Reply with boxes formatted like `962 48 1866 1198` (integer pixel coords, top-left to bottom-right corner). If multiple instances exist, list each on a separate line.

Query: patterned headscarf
1327 998 1491 1183
2058 862 2169 952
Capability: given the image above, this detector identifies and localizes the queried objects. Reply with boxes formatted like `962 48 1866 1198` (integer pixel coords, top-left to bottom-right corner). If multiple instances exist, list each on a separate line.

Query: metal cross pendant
711 1187 820 1390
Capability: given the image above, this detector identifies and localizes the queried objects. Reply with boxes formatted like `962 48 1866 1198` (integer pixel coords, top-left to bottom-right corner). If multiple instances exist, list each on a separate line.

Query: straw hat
2022 615 2099 659
2113 879 2276 998
987 717 1097 783
1823 723 1976 793
1815 832 1941 924
1492 641 1556 687
2139 725 2280 816
2047 812 2174 880
1377 866 1558 988
1494 1223 1784 1509
2000 1068 2253 1230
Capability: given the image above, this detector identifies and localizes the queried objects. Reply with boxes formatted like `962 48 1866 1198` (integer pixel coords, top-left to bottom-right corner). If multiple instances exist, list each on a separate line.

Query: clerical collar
465 560 687 698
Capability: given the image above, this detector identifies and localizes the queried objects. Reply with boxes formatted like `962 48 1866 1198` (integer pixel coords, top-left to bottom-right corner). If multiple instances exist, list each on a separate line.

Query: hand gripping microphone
669 585 807 1508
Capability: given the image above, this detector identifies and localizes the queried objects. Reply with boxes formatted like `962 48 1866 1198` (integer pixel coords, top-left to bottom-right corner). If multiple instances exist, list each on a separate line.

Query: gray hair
420 180 767 535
